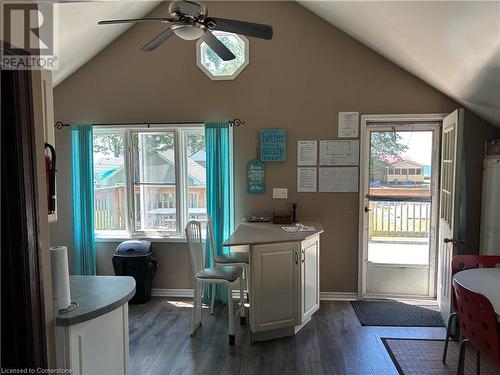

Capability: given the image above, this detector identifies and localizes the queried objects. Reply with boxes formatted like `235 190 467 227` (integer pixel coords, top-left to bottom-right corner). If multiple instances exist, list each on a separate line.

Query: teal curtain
71 125 96 275
203 122 234 303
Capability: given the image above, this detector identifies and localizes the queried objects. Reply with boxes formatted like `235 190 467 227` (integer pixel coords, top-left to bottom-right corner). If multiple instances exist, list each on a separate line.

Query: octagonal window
196 32 249 80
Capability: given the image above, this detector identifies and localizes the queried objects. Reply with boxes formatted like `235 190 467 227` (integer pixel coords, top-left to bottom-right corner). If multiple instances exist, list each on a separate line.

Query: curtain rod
55 119 246 129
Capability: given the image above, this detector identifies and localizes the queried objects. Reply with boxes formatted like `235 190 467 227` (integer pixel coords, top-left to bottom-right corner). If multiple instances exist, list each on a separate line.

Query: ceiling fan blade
141 28 175 52
98 17 174 25
204 17 273 40
201 30 236 61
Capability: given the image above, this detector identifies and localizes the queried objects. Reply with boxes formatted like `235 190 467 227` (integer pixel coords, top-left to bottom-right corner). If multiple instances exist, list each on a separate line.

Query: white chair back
207 214 217 267
185 220 204 275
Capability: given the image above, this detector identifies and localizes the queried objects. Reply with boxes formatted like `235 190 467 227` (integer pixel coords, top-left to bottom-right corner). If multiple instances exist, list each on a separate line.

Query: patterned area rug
351 300 444 327
382 338 500 375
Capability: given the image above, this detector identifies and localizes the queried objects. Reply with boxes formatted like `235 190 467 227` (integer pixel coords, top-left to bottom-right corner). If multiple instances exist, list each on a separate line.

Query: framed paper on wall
260 128 286 161
247 159 265 193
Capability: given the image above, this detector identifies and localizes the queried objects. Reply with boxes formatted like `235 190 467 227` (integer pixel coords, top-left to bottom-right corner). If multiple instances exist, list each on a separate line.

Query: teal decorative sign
247 160 265 193
261 128 286 161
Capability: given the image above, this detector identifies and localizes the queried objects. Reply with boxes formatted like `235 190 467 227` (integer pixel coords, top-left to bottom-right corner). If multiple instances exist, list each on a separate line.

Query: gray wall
51 1 467 293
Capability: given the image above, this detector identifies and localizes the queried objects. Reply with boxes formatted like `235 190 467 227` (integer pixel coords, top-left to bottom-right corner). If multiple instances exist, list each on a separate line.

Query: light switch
273 188 288 199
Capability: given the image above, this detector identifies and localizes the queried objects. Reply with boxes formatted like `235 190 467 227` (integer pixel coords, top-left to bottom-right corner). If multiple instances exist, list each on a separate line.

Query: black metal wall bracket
55 121 70 129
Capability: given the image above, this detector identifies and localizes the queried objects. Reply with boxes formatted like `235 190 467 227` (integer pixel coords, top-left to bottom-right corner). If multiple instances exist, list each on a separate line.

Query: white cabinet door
301 235 320 322
251 242 300 333
57 305 129 375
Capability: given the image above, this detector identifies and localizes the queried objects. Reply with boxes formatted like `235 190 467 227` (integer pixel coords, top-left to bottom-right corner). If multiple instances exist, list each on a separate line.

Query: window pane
369 130 433 196
185 130 207 231
93 131 127 231
133 132 177 232
134 185 176 232
199 32 247 78
133 132 175 184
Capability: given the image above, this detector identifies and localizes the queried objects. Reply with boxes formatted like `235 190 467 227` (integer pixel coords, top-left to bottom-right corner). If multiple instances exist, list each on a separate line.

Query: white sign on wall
338 112 359 138
319 140 359 166
297 140 318 166
319 167 359 192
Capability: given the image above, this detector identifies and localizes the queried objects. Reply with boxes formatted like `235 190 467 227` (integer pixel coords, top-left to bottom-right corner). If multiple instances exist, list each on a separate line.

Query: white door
360 119 440 298
301 235 320 322
437 109 465 323
250 242 300 333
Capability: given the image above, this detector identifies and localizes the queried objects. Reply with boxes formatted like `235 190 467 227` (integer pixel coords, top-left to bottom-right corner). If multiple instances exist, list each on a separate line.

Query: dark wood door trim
1 63 48 367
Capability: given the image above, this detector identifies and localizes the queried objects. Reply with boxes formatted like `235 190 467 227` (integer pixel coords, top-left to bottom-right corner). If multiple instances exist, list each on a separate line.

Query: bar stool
207 216 250 319
185 220 245 345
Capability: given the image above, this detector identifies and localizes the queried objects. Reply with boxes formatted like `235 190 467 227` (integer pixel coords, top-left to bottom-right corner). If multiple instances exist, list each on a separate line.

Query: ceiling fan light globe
173 25 204 40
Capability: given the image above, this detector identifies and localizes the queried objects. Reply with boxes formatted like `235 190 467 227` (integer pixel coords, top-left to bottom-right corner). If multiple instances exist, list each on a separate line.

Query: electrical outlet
273 188 288 199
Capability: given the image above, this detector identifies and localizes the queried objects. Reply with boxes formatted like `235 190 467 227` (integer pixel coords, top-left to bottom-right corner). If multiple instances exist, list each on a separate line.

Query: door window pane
367 200 431 265
369 131 433 196
367 129 434 266
93 131 127 231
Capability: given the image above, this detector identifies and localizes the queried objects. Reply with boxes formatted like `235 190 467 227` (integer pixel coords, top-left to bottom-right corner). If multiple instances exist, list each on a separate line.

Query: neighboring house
190 148 206 169
94 149 206 230
385 159 425 183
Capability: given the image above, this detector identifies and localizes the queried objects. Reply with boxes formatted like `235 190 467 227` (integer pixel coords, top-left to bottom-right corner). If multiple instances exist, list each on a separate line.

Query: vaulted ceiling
54 1 500 126
53 1 159 86
298 1 500 126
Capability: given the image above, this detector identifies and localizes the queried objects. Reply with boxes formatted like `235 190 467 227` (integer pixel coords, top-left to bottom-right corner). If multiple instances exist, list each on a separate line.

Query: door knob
443 238 466 245
364 207 371 213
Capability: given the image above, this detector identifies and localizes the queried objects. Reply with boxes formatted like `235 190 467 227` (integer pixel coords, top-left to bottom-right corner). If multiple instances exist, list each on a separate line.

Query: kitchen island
55 276 135 374
223 221 323 342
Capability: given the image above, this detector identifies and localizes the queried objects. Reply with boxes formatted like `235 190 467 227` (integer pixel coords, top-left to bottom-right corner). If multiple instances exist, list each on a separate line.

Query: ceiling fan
98 0 273 61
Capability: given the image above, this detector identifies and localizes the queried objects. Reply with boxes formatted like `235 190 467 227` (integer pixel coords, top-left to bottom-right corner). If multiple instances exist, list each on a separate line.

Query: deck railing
94 186 126 230
94 186 207 231
369 201 431 239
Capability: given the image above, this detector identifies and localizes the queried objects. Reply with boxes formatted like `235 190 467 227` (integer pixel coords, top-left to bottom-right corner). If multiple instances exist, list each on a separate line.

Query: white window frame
93 124 205 242
196 31 249 81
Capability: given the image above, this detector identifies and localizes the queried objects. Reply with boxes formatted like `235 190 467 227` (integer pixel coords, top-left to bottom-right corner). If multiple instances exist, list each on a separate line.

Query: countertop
56 276 136 327
223 221 323 247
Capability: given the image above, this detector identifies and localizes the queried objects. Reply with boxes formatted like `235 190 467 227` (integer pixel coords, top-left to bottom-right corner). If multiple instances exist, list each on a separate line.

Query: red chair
452 279 500 375
442 255 500 363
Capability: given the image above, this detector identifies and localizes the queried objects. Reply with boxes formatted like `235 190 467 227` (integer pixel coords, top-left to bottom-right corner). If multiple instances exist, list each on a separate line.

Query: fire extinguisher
45 143 56 214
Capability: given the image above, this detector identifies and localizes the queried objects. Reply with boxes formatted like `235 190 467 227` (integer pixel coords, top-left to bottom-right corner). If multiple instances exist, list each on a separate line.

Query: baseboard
151 288 244 299
320 292 358 301
152 289 358 301
151 288 193 298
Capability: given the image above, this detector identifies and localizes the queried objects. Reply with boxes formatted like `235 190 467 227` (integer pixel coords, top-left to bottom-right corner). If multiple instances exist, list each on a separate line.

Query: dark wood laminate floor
129 298 445 375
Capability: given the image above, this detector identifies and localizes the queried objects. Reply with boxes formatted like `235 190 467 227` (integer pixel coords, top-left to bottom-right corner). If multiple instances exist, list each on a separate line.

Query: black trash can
112 240 157 304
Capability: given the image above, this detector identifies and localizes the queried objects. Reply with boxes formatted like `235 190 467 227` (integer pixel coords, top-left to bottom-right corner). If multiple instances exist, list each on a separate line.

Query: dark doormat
382 338 500 374
351 300 444 327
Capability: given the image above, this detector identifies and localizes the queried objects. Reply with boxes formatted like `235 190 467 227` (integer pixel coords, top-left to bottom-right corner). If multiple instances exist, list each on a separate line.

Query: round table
453 268 500 319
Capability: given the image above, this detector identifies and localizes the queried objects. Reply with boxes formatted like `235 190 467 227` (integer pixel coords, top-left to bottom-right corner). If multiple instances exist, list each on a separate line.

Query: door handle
364 207 371 213
443 238 466 245
295 251 299 265
301 249 305 263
